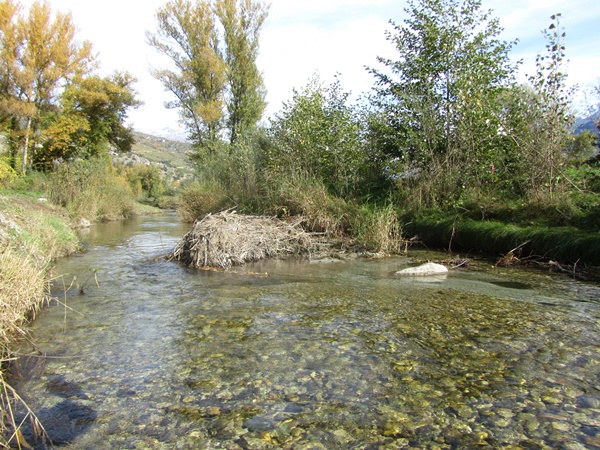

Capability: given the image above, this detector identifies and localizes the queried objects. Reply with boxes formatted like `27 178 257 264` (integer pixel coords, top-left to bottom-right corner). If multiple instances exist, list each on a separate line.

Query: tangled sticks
169 210 315 270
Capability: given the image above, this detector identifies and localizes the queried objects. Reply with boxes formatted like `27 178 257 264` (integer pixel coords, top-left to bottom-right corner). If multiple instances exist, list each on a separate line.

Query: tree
268 76 363 197
147 0 226 149
527 14 574 197
496 15 576 198
369 0 516 205
147 0 268 152
40 71 140 167
0 0 95 172
214 0 268 144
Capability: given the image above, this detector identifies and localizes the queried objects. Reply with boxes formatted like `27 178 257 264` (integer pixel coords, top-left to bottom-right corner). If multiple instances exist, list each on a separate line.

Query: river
9 213 600 449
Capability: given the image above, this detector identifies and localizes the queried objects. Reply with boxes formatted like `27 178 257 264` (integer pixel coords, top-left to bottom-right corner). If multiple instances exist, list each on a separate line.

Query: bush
0 159 17 187
48 158 135 221
177 181 230 223
124 163 165 202
156 195 179 210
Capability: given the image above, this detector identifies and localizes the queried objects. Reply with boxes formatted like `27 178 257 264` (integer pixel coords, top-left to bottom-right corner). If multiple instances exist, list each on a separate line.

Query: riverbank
0 191 81 445
405 214 600 268
0 189 160 446
0 192 81 339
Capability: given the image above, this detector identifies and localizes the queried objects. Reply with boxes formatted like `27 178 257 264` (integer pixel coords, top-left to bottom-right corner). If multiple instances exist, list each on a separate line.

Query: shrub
177 181 229 223
124 163 165 201
48 158 136 222
0 159 17 187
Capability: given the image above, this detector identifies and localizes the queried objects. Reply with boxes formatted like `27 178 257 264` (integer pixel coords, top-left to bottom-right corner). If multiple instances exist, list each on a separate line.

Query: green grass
0 193 80 257
409 215 600 264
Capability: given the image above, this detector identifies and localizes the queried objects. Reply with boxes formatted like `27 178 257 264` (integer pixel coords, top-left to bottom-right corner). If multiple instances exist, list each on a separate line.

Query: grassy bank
406 214 600 265
0 191 80 446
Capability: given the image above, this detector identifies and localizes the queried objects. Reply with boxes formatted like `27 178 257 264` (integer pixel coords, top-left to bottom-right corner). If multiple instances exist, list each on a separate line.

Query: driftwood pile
169 210 315 270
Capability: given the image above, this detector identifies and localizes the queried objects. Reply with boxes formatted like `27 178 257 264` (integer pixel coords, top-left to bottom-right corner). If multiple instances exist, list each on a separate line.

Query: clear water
10 213 600 449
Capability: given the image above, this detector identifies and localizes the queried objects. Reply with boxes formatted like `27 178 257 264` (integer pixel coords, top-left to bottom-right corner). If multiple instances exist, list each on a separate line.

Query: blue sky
17 0 600 137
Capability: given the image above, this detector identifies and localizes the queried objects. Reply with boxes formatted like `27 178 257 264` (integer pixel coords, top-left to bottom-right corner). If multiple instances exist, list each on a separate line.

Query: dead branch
168 211 316 270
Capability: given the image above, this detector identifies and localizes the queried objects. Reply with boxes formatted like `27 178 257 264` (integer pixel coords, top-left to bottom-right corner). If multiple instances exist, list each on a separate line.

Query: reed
0 246 50 447
264 175 352 235
348 203 404 254
176 181 230 223
0 192 78 447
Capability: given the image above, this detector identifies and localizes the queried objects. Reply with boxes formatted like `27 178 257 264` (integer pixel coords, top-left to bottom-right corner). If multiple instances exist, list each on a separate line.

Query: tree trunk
21 117 32 174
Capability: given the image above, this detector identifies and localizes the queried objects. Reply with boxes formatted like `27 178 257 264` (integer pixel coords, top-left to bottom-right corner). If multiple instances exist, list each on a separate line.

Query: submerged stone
396 262 449 276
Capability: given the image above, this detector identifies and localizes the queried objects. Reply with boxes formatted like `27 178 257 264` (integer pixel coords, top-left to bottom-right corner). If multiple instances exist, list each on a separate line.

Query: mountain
111 131 195 184
574 107 600 138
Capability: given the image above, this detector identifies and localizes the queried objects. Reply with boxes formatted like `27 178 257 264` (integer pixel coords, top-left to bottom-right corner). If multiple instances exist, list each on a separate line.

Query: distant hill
112 131 195 184
574 107 600 138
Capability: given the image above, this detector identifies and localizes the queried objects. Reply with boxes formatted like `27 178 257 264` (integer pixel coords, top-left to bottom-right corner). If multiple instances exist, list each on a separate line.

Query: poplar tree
147 0 226 149
147 0 268 151
215 0 268 144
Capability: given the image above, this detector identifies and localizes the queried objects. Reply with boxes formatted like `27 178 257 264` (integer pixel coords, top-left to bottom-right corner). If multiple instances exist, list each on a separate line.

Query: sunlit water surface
10 213 600 449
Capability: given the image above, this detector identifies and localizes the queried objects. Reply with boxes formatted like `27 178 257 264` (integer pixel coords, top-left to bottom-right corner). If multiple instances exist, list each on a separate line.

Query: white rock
396 262 448 276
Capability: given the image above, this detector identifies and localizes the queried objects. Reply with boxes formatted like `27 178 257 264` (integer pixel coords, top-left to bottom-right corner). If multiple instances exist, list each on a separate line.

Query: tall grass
0 246 52 448
265 175 352 234
0 247 48 349
177 180 230 223
49 158 136 222
0 192 79 447
350 203 404 254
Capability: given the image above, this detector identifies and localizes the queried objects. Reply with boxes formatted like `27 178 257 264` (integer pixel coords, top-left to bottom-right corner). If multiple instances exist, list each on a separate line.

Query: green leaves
267 76 364 197
147 0 268 151
519 13 575 198
368 0 516 206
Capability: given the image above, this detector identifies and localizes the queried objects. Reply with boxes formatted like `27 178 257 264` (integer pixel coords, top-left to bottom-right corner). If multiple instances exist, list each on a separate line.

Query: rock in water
396 262 448 276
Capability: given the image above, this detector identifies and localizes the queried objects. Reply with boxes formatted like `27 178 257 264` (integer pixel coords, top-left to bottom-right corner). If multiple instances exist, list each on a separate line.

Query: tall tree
147 0 268 152
0 0 95 172
369 0 516 205
147 0 226 149
215 0 268 144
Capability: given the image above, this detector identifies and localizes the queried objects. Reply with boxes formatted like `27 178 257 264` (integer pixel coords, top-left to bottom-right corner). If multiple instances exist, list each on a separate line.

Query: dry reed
0 247 49 347
0 246 50 448
170 210 315 270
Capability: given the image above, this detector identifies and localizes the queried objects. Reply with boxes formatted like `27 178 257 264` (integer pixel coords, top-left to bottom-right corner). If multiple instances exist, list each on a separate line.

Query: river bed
9 213 600 449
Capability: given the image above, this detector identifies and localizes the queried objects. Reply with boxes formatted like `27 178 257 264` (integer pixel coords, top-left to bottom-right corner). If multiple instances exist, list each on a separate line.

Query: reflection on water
10 213 600 449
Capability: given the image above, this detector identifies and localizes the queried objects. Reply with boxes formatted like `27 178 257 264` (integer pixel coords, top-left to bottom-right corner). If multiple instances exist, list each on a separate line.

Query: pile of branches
169 210 316 270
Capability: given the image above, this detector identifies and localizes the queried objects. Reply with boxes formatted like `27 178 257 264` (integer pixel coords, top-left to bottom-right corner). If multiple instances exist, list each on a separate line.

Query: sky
17 0 600 138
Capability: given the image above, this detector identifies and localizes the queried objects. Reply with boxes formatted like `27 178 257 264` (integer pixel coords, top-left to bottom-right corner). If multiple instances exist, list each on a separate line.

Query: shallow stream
10 213 600 449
